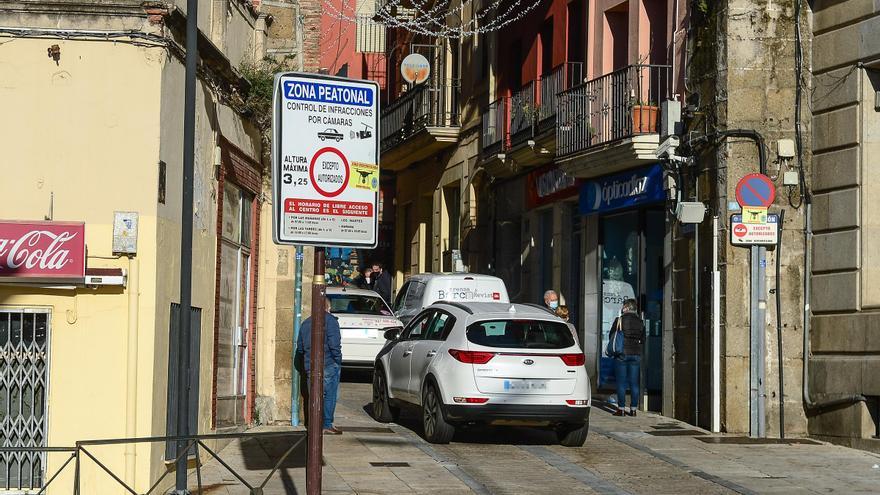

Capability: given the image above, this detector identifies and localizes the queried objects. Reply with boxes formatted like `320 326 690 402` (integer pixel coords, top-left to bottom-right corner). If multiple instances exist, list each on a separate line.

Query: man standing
370 262 392 304
543 289 560 311
296 298 343 435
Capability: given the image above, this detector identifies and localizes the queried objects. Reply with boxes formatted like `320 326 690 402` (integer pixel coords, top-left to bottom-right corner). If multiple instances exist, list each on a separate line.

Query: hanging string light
321 0 545 38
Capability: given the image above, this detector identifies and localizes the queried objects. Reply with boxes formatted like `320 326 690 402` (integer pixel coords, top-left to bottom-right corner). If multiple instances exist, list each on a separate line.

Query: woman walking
611 298 645 417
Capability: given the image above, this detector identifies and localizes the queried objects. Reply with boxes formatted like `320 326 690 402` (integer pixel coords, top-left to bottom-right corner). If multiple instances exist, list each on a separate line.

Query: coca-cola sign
0 221 86 279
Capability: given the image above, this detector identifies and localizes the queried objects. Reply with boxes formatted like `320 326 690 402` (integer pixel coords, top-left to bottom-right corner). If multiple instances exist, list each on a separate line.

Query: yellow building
0 0 277 492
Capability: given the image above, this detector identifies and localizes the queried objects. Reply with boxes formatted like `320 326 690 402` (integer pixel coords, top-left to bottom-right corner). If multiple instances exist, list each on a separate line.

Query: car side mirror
383 327 403 341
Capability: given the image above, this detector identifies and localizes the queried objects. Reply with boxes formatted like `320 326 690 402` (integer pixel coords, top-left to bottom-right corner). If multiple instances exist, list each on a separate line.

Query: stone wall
676 0 809 435
808 0 880 451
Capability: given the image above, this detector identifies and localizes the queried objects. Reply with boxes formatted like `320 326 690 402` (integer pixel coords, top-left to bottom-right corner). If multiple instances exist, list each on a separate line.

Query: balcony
556 64 672 178
380 81 460 171
480 62 583 175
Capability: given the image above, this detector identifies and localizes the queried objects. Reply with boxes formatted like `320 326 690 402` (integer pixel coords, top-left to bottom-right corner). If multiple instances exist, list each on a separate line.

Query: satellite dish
401 53 430 85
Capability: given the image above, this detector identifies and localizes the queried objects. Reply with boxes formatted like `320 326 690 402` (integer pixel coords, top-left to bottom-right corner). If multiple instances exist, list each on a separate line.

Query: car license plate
503 380 548 391
342 328 374 339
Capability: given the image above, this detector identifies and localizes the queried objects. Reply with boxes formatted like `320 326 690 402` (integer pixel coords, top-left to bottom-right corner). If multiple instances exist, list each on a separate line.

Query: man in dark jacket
610 298 644 417
370 262 392 304
296 298 343 434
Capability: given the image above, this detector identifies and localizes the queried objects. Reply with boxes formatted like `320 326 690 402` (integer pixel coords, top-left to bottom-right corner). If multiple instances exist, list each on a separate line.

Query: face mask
549 301 559 310
365 277 371 283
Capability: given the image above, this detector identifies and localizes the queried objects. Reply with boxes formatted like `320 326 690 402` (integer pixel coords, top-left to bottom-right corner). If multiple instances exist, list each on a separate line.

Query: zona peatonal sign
272 73 380 248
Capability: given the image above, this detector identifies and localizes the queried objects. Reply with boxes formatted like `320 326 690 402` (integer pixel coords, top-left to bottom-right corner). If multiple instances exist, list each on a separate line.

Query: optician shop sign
579 164 665 215
0 221 86 278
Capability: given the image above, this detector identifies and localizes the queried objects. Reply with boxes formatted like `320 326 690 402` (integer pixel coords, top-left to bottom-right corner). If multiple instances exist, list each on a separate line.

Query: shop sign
579 164 665 215
0 221 86 278
272 73 380 248
731 214 779 246
526 165 580 208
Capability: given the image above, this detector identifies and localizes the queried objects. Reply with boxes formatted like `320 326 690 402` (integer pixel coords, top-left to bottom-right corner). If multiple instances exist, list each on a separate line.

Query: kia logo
523 359 534 365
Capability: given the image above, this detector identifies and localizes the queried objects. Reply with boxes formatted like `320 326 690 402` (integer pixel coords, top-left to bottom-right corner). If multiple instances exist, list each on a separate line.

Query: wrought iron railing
481 98 507 155
508 80 536 140
538 62 584 123
380 80 461 152
557 64 672 157
0 430 306 494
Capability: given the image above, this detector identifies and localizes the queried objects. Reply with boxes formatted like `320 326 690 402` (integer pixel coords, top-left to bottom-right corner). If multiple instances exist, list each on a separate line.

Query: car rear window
466 320 575 349
328 294 392 316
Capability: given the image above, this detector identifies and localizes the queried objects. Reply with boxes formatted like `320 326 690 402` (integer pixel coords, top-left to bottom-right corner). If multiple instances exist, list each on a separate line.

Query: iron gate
0 309 50 492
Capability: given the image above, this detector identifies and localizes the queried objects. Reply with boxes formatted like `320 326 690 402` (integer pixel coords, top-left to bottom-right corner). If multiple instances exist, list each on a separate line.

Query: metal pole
694 182 700 426
175 0 198 489
749 246 759 437
749 245 767 438
306 249 326 495
757 246 767 438
291 245 304 426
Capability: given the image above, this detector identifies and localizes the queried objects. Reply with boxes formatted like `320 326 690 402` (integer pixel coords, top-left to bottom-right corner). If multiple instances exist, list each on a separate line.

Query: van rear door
427 276 507 305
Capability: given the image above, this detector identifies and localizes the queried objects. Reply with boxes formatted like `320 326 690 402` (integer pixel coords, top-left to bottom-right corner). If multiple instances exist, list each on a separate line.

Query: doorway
598 208 664 411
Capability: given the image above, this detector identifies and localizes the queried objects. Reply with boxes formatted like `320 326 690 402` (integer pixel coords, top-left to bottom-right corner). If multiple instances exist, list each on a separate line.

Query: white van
391 273 510 325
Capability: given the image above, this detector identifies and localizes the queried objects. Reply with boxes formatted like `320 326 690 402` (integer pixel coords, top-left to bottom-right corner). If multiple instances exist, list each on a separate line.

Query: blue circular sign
735 173 776 207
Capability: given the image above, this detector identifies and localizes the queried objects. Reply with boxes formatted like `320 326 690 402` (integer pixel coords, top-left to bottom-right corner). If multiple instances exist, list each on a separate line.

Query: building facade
375 0 880 450
0 0 273 491
807 1 880 450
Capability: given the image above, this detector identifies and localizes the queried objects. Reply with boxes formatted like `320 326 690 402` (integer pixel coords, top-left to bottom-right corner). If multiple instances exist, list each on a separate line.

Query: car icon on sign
318 128 344 142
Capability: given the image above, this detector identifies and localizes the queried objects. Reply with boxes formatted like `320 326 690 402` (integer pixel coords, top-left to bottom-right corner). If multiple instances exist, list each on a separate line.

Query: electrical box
661 100 682 138
112 211 139 255
783 171 800 186
776 139 795 159
675 202 707 224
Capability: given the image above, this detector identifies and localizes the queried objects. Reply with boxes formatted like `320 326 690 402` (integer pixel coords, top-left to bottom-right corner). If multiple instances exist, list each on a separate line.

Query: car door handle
403 349 412 357
426 350 437 358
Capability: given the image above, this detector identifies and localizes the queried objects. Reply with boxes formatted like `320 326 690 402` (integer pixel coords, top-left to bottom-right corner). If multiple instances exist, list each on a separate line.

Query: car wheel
422 383 454 444
556 419 589 447
372 367 399 423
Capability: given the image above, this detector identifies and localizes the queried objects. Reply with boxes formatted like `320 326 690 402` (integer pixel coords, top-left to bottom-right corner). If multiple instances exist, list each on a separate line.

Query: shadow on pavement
359 403 560 446
341 367 373 384
239 435 308 470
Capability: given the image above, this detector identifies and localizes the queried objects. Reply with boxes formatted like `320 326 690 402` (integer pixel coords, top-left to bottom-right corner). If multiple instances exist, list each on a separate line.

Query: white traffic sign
731 214 779 246
272 73 380 248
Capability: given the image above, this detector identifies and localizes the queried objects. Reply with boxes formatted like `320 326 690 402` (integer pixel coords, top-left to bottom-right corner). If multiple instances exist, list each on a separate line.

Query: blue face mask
549 300 559 310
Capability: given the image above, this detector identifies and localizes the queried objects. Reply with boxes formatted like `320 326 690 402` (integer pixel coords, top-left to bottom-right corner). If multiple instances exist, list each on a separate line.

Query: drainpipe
124 256 140 488
711 215 720 433
803 200 866 411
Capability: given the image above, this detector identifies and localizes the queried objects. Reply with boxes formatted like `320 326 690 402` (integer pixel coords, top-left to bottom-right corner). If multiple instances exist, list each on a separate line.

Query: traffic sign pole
733 173 775 439
306 249 326 495
272 73 380 494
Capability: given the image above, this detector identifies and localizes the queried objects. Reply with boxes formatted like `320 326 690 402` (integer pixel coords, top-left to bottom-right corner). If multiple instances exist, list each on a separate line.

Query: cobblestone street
192 372 880 494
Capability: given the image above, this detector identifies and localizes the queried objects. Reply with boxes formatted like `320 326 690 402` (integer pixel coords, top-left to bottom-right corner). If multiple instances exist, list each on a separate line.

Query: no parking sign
272 73 380 247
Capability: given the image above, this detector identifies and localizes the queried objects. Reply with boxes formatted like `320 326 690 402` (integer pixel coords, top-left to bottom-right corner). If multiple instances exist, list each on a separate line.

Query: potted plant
631 99 659 133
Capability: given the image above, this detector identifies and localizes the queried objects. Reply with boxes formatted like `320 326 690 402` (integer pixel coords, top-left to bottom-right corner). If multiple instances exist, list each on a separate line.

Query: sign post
733 173 776 438
273 73 380 495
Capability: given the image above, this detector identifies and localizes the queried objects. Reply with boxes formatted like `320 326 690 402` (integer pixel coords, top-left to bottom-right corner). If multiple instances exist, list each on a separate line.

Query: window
393 282 410 312
216 181 254 428
404 281 426 309
466 319 576 349
328 293 393 315
445 187 461 250
403 311 433 340
424 312 454 340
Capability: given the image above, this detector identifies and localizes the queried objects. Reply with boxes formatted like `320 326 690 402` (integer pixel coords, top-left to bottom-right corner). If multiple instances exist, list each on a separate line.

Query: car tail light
448 349 496 364
559 353 585 366
453 397 489 404
566 399 589 406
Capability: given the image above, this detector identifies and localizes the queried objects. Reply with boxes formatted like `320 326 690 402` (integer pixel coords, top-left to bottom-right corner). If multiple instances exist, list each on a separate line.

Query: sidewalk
189 383 880 494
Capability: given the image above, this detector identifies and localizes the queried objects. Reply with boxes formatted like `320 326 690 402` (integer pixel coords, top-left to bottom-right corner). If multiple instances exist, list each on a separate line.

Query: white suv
372 302 591 446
